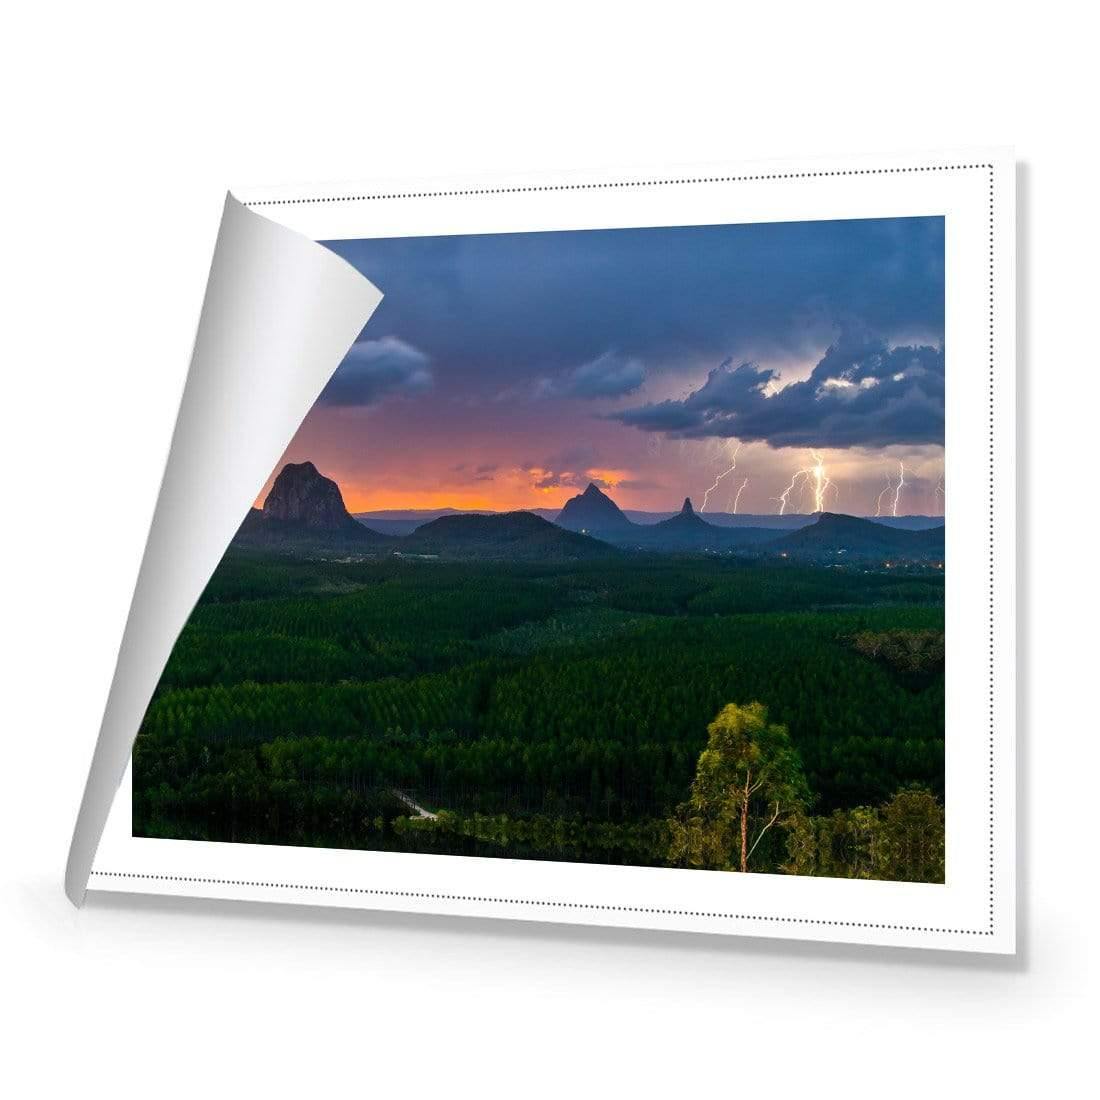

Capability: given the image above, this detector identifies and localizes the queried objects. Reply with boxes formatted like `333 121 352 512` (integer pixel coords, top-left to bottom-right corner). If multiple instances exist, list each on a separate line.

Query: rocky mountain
232 462 391 554
401 511 619 561
556 483 635 533
261 461 362 531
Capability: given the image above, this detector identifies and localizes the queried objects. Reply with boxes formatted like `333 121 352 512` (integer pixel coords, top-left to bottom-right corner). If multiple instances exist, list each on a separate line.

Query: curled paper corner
65 194 383 906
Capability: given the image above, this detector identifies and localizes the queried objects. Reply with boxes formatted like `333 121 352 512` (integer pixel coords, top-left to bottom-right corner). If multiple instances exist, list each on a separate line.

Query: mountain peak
283 459 320 477
262 461 357 531
655 496 711 532
812 511 860 528
557 482 634 531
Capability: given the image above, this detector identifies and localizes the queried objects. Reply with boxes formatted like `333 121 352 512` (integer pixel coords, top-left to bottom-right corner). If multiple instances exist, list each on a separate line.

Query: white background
1 2 1094 1096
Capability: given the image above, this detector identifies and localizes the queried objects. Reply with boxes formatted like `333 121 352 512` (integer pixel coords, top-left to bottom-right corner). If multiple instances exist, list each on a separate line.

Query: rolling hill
400 511 620 561
770 512 945 561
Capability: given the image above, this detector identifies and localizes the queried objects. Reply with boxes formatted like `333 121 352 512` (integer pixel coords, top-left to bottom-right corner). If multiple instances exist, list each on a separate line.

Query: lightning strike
701 441 742 512
891 461 906 517
875 474 894 517
774 473 801 515
773 450 834 515
934 475 945 516
732 477 749 515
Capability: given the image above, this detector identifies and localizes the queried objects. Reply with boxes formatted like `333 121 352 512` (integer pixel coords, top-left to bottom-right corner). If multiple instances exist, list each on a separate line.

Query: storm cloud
325 217 944 395
610 336 944 449
318 337 433 407
287 218 947 515
536 351 646 400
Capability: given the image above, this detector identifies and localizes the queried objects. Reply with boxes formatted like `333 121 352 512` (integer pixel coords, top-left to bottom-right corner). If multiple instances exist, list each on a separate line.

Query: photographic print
132 215 948 884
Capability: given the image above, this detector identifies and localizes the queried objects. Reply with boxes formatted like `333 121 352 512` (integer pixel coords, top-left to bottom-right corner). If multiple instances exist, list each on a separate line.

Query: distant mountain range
354 491 943 534
237 465 944 563
235 464 614 561
552 486 942 557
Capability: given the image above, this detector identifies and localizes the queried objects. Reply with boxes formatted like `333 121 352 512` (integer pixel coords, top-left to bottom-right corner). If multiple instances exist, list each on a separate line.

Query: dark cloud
536 351 646 400
318 337 433 407
610 335 944 449
324 217 944 398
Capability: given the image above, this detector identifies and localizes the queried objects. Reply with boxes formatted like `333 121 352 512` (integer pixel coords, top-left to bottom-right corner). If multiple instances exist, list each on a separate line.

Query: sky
263 216 945 516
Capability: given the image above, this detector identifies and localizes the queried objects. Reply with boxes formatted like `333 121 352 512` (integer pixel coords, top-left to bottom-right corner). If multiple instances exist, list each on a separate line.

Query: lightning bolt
810 451 834 513
891 461 906 517
774 472 802 515
773 450 834 515
701 441 742 512
732 477 749 514
874 476 891 517
934 474 945 516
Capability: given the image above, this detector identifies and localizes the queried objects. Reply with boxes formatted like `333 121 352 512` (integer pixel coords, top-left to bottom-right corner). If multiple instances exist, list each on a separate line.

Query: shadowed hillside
556 483 635 533
401 511 620 561
771 512 945 561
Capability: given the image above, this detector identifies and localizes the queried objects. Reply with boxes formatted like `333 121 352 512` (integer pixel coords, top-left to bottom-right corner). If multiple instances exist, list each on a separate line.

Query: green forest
133 551 945 882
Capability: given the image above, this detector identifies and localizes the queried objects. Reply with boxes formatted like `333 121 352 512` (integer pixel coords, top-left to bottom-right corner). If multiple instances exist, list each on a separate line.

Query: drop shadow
1013 159 1031 969
83 883 1017 973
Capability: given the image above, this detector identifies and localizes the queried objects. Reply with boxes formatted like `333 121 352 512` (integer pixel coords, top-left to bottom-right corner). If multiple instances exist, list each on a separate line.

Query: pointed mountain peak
653 495 715 534
556 481 633 531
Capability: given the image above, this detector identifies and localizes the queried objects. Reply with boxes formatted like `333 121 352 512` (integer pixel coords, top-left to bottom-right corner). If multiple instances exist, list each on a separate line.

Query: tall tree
668 702 808 872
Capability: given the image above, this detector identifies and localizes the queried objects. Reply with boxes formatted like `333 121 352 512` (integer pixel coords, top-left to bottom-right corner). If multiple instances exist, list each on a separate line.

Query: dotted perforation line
88 871 991 935
139 161 998 942
244 164 993 207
